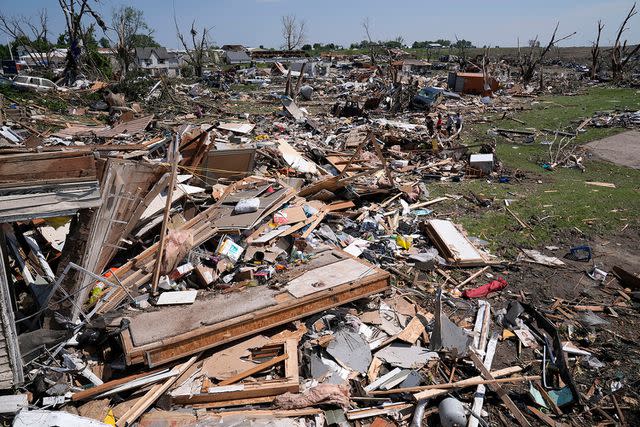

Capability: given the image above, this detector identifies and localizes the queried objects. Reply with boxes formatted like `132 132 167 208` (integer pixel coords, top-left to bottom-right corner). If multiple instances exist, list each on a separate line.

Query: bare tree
111 6 151 78
57 0 107 84
454 34 467 62
281 15 306 51
175 17 210 78
517 23 575 85
591 20 605 80
362 17 377 64
0 10 52 68
611 3 640 82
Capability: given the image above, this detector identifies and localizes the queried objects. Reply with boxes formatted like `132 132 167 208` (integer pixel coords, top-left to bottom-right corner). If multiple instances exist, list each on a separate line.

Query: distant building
96 48 120 72
392 59 432 74
16 46 66 68
225 50 252 65
221 44 247 52
134 47 181 77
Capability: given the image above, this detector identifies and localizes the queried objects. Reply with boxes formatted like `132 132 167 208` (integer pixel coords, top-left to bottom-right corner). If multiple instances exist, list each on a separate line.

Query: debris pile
0 55 637 427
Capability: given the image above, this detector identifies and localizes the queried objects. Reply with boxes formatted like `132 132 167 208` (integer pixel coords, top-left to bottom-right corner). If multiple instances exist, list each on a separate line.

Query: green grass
0 84 69 113
229 83 260 93
434 87 640 254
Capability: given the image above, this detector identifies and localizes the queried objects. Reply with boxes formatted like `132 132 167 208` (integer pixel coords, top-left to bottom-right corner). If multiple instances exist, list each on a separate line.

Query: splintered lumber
373 366 524 397
68 159 167 320
172 339 299 404
218 354 288 386
115 354 199 427
526 406 570 427
72 368 166 401
469 333 499 427
0 151 97 184
96 178 286 315
585 181 616 188
459 266 491 287
506 206 532 230
191 396 276 409
121 249 389 367
0 151 102 222
206 409 322 418
347 403 413 421
151 136 179 295
469 352 531 427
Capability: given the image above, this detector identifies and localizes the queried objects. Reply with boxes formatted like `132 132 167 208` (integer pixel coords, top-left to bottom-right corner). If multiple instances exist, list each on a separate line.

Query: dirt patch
586 130 640 169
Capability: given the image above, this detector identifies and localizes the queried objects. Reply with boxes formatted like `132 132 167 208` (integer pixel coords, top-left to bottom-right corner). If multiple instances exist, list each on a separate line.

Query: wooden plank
0 152 96 183
469 332 498 427
191 396 275 409
172 381 299 405
396 316 425 344
72 368 166 401
68 160 166 320
526 406 569 427
409 366 523 398
347 403 413 421
123 269 389 367
469 351 531 427
218 354 288 386
151 137 179 295
287 257 376 298
115 354 199 427
207 409 322 418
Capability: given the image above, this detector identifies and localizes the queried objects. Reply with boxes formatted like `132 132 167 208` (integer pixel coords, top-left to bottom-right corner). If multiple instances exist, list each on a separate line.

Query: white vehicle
13 75 66 92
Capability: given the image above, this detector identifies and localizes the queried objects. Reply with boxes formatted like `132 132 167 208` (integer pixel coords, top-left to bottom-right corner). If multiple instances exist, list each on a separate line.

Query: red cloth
462 277 508 298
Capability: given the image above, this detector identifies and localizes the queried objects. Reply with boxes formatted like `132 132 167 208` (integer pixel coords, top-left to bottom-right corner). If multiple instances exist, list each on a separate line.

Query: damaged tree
0 10 53 69
362 17 377 65
611 3 640 83
281 15 306 51
175 18 210 78
517 23 575 86
57 0 107 84
590 20 605 80
111 6 152 78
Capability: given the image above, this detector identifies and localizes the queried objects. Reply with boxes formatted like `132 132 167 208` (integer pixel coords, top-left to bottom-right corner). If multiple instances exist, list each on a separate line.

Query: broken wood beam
72 368 166 401
115 354 199 427
469 351 531 427
150 134 179 295
218 354 288 386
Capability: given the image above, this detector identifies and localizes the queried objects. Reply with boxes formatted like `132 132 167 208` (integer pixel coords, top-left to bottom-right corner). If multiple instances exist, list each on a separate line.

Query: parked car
0 75 13 87
412 86 445 109
12 75 66 92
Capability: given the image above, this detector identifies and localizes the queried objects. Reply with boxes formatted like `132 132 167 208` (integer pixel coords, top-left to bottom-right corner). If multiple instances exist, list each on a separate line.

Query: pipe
409 399 430 427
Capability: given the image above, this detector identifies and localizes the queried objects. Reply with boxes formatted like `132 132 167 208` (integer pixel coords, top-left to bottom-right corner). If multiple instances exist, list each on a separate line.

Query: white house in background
16 46 67 68
134 47 181 77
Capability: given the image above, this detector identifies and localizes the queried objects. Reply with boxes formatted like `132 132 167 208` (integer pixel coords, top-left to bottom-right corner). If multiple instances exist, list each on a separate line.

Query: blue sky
5 0 640 49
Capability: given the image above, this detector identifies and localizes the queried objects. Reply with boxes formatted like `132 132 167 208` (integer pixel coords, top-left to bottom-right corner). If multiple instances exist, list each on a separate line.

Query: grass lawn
431 87 640 254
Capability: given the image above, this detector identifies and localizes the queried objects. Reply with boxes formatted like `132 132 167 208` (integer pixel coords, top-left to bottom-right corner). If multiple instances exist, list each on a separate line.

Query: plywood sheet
156 290 198 305
128 287 277 347
287 258 376 298
425 219 484 264
217 123 255 134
